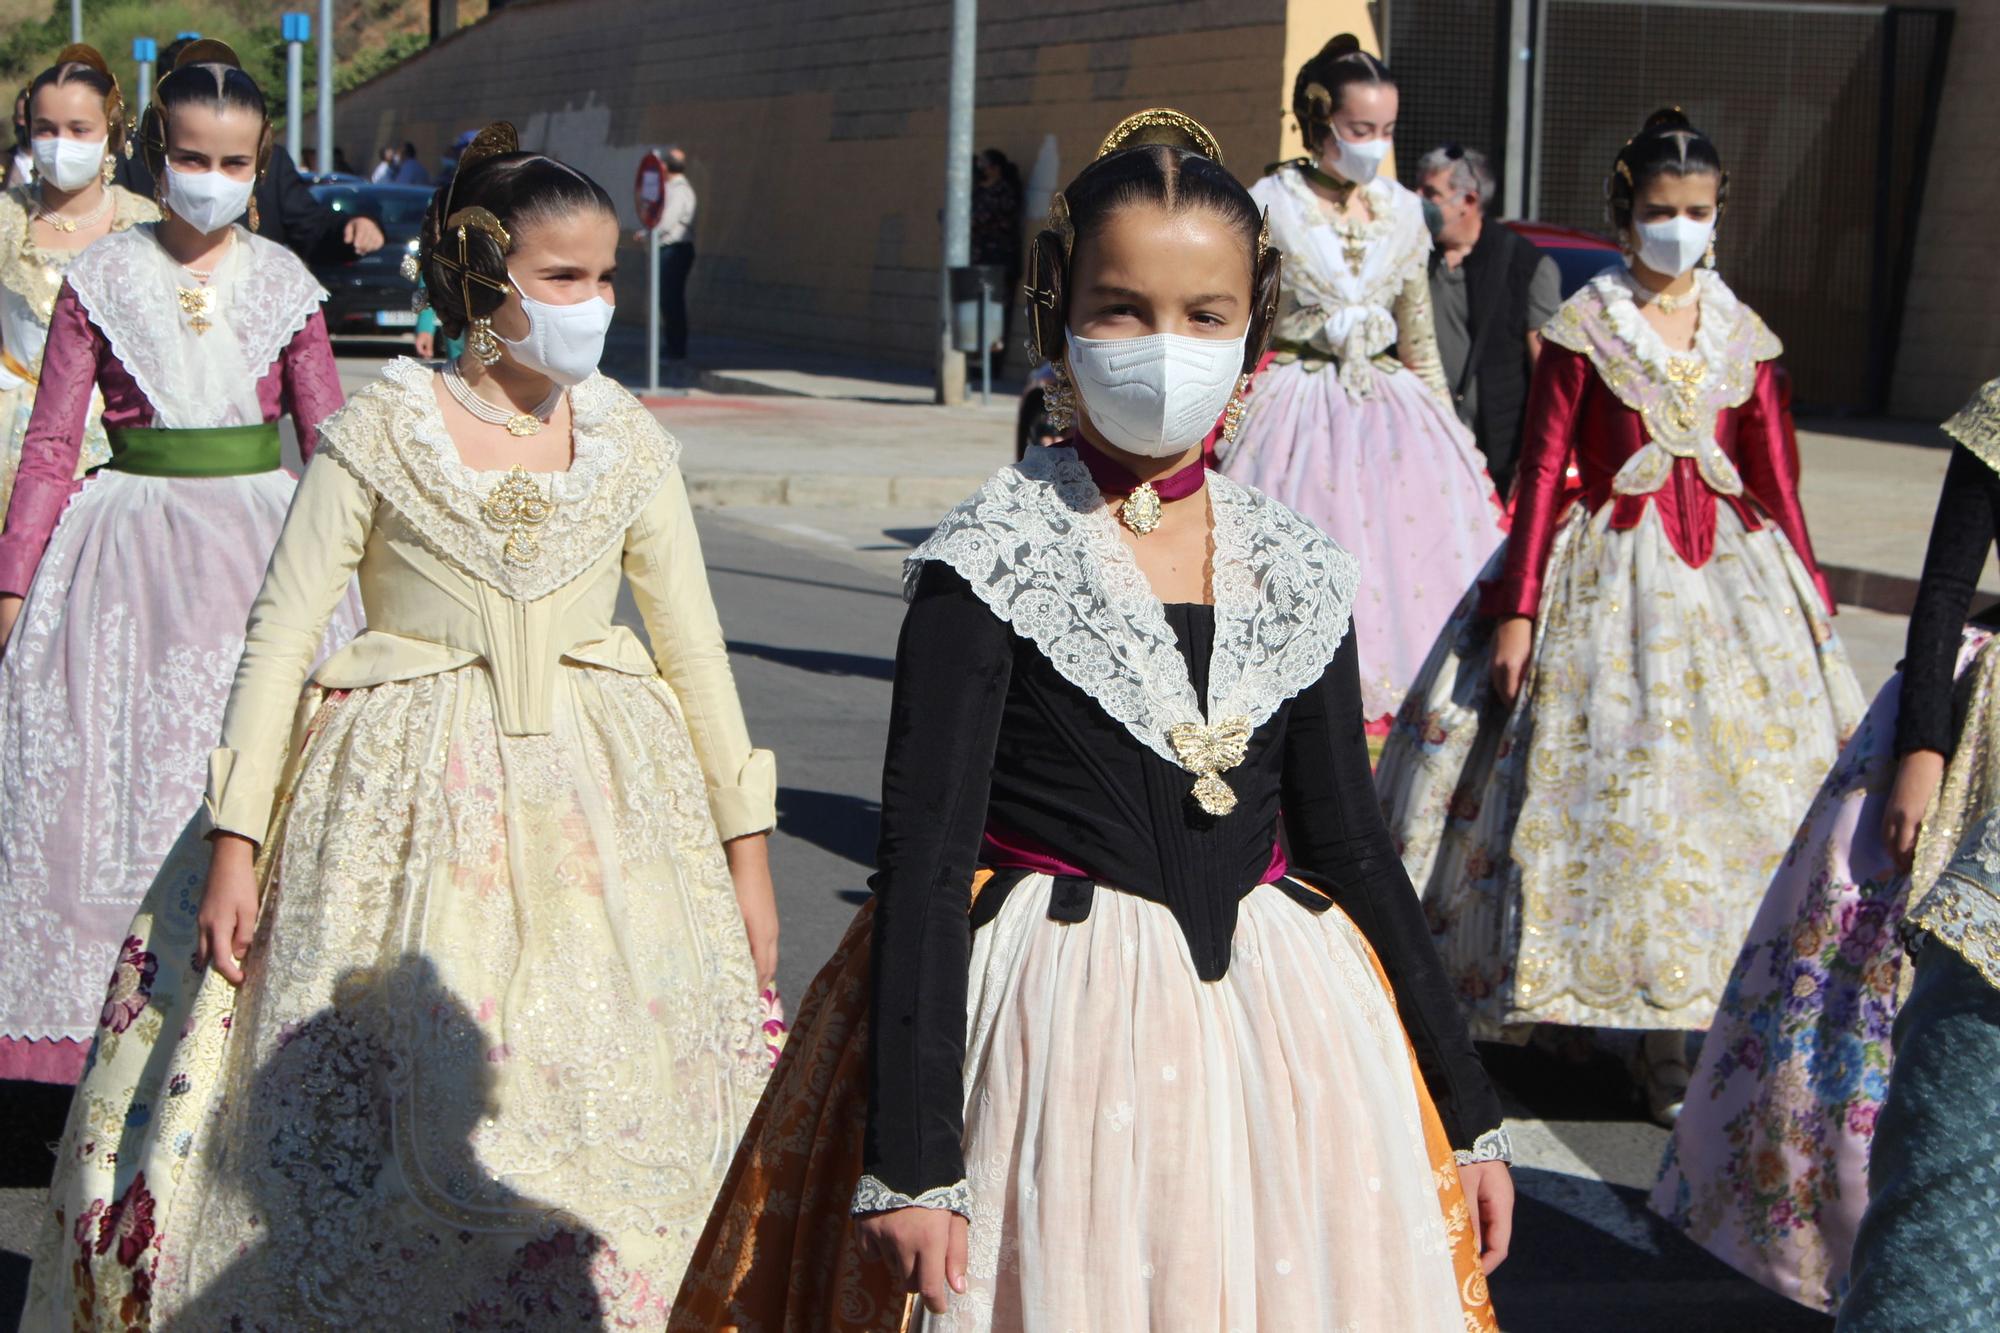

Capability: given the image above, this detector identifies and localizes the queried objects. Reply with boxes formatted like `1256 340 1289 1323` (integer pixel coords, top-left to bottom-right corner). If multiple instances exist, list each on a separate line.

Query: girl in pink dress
0 41 356 1083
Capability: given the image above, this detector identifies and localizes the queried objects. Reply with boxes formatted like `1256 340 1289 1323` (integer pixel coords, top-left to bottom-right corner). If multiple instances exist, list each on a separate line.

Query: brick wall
334 0 1327 368
1892 0 2000 420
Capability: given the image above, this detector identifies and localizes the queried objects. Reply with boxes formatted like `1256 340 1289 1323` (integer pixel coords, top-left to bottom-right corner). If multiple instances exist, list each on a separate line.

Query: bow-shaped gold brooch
1167 716 1252 817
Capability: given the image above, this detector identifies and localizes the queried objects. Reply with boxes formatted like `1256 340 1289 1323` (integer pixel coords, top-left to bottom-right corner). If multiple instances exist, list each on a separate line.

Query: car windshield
312 186 430 228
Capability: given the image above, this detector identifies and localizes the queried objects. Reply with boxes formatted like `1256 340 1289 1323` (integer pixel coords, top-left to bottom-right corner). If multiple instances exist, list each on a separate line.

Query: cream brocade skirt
26 663 770 1329
1377 502 1865 1034
919 877 1469 1332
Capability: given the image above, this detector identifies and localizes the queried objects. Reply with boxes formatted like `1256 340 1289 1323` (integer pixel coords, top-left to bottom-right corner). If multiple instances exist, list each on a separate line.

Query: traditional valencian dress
1655 378 2000 1313
1218 163 1505 722
673 443 1504 1332
0 221 360 1084
0 183 158 514
26 358 779 1327
1377 266 1864 1035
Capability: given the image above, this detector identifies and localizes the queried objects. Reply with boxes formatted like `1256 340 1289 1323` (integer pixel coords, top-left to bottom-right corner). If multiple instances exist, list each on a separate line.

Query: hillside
0 0 486 145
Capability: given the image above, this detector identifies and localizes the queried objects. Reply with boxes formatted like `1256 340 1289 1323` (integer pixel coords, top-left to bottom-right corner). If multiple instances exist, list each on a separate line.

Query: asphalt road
0 478 1896 1331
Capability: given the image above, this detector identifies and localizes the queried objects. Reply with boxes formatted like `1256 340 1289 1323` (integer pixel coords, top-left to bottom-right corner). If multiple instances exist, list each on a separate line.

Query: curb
686 472 985 512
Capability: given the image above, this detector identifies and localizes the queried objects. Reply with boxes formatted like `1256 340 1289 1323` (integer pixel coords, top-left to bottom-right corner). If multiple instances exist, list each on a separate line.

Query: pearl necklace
442 363 564 436
33 186 110 234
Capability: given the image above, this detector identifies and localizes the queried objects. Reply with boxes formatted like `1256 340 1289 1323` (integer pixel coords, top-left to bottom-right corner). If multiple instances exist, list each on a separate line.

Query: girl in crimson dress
1376 109 1863 1124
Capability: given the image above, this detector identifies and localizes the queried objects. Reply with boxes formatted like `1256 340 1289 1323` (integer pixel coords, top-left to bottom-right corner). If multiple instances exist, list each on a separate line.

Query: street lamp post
935 0 975 406
317 0 335 180
133 38 157 120
70 0 80 43
282 13 310 169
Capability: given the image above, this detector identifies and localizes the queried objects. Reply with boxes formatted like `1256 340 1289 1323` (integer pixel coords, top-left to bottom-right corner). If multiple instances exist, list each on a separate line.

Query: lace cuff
1454 1126 1513 1166
850 1175 974 1219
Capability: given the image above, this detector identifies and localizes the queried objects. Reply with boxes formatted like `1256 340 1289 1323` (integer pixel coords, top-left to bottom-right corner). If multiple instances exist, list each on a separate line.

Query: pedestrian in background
393 139 429 185
5 88 32 189
971 146 1022 362
370 144 396 182
1420 143 1560 497
634 144 698 380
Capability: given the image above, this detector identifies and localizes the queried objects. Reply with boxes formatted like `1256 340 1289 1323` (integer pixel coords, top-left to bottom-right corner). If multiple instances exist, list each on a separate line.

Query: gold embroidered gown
25 359 778 1329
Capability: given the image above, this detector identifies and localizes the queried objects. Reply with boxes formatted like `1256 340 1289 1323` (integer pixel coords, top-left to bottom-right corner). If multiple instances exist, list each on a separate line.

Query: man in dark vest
1420 145 1560 497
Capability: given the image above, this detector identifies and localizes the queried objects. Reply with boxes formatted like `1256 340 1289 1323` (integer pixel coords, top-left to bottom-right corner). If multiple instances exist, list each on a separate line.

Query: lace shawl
64 223 322 427
318 358 677 602
907 445 1359 769
1944 376 2000 479
1541 267 1782 498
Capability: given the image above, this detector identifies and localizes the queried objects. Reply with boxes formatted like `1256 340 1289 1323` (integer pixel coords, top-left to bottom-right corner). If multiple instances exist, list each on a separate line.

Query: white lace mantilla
907 446 1358 770
850 1174 975 1219
1542 267 1781 499
64 224 324 428
1454 1126 1513 1166
318 358 677 602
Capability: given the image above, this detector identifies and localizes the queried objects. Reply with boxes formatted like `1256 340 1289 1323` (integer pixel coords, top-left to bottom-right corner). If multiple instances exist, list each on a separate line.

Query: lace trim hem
850 1175 974 1218
1454 1127 1513 1165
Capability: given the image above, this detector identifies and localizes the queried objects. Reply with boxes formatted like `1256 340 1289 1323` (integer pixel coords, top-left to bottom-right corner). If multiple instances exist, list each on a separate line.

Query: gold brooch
1167 716 1252 816
481 465 554 565
1120 482 1163 535
176 286 216 334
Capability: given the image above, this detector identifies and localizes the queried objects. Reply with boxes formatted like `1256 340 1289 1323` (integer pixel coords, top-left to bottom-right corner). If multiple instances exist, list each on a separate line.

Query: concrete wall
333 0 1375 368
1892 0 2000 420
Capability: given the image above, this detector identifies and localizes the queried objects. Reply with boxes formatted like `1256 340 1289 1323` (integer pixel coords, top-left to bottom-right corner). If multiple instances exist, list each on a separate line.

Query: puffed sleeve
1479 340 1591 618
279 309 343 461
622 465 775 840
1282 625 1508 1157
1393 265 1452 403
859 561 1013 1214
1735 360 1834 615
0 281 100 596
1897 445 2000 758
205 450 375 840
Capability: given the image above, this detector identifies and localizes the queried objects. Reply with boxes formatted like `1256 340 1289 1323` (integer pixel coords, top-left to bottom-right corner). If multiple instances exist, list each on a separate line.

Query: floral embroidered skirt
1651 629 1991 1310
1377 501 1865 1034
0 468 356 1083
25 664 774 1329
1218 358 1505 722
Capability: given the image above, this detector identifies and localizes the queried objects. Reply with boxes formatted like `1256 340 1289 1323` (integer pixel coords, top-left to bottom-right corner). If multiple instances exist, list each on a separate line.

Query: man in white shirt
635 145 698 372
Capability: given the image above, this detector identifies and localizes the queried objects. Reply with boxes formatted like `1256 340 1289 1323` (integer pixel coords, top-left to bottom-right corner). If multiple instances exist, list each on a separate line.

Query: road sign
635 150 667 232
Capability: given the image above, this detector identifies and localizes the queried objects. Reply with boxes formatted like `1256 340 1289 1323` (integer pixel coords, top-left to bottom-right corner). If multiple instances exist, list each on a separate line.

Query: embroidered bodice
0 183 157 375
203 358 776 847
862 450 1504 1207
1253 166 1448 399
1484 267 1829 618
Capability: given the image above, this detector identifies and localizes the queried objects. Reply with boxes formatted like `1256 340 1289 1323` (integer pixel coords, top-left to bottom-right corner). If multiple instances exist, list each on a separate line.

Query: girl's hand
726 833 779 989
1884 749 1947 874
855 1206 969 1315
0 593 22 655
1489 615 1535 707
195 833 262 986
412 330 435 360
1459 1159 1515 1275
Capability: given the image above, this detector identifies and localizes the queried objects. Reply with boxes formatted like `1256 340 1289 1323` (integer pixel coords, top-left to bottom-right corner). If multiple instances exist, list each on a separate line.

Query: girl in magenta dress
0 42 356 1083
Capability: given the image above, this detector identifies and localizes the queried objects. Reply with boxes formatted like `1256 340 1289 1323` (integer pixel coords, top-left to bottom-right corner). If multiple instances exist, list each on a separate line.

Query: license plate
375 309 417 328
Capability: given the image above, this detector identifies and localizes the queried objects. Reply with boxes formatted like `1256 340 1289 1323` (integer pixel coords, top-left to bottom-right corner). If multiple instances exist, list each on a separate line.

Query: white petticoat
919 876 1467 1332
0 468 358 1054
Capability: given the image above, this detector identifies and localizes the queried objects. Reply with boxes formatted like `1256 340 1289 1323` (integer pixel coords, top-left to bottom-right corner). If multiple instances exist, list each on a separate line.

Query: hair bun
1318 33 1364 62
1640 106 1694 135
172 38 243 72
52 43 112 77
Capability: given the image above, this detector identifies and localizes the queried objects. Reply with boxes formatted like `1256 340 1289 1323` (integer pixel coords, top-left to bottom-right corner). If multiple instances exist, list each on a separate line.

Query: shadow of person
160 955 609 1329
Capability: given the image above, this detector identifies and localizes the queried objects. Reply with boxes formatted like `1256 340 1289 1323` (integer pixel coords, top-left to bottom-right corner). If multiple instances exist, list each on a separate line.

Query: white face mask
500 275 614 387
1064 329 1246 458
1633 216 1714 279
32 134 105 191
163 165 254 235
1322 132 1391 186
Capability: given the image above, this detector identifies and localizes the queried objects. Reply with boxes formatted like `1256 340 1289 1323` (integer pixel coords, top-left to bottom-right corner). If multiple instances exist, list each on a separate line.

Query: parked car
306 181 432 339
1014 219 1624 459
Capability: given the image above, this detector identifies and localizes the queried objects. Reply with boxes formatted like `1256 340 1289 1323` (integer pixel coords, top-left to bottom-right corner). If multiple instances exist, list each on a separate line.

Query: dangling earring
1703 233 1717 269
1221 373 1253 446
1044 360 1076 434
247 193 260 233
100 152 115 187
467 316 503 367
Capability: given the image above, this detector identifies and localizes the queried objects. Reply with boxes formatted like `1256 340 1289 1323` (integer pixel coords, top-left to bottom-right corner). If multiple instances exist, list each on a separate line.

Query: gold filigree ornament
176 283 217 334
1168 715 1253 816
1097 107 1225 165
481 465 555 565
1120 482 1163 535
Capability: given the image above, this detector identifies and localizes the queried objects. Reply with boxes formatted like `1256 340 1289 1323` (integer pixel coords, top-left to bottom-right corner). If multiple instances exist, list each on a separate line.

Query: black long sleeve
1281 627 1505 1151
863 563 1013 1197
1897 443 2000 757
